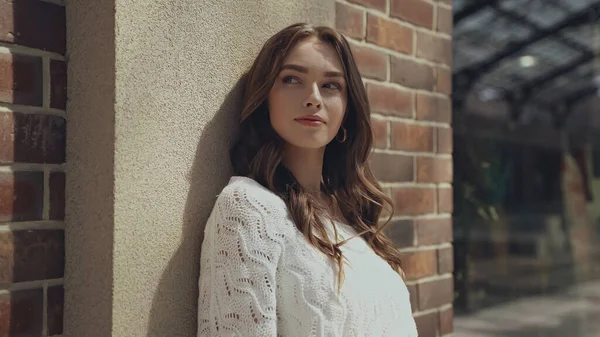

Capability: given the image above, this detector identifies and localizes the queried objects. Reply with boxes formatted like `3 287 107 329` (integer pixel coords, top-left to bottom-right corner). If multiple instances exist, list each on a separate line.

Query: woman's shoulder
214 175 288 218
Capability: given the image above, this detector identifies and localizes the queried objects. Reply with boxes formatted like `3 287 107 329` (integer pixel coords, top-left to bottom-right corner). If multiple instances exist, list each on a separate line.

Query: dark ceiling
452 0 600 120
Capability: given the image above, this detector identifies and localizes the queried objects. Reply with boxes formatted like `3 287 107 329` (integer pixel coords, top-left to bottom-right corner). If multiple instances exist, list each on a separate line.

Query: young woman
198 23 418 337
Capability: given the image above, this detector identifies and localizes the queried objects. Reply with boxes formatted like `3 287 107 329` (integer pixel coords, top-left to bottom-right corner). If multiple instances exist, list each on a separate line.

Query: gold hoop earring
336 126 347 143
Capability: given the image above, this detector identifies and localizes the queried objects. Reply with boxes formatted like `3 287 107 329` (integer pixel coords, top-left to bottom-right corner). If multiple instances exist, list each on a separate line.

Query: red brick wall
0 0 66 336
336 1 454 336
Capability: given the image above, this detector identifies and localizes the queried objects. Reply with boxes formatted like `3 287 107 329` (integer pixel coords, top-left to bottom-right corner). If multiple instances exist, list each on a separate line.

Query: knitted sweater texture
198 176 418 337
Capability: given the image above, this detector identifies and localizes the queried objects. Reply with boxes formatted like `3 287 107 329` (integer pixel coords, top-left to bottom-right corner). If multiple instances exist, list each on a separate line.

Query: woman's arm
198 185 283 337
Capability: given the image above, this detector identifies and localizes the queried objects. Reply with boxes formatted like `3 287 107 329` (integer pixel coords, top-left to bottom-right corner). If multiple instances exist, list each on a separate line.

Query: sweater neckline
228 175 362 239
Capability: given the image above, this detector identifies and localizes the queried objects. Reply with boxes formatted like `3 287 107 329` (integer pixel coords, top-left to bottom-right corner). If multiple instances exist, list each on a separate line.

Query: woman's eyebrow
281 64 345 78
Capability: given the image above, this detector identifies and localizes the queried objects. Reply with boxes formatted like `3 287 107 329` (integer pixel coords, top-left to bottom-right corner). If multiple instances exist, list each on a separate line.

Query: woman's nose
304 84 322 109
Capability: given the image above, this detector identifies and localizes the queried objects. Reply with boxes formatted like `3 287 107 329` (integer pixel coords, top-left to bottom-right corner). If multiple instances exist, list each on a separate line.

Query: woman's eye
323 82 341 90
283 76 299 84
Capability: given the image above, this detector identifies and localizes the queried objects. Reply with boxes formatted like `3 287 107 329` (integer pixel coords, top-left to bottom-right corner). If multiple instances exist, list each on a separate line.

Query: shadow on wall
146 74 247 337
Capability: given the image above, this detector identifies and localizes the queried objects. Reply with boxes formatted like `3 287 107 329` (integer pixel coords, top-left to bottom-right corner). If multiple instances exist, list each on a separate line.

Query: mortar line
42 57 51 108
0 278 63 292
0 104 66 118
0 45 65 61
0 221 65 231
43 168 50 220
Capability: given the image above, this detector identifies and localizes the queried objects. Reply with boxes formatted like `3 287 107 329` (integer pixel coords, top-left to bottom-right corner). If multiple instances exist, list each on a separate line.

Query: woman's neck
282 144 325 192
283 145 347 224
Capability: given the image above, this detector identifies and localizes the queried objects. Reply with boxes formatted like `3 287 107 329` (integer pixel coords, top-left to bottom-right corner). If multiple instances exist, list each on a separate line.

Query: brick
439 306 453 334
391 57 435 90
0 230 65 284
417 218 452 245
416 31 452 66
438 187 453 213
369 152 413 182
391 122 434 152
0 112 66 164
367 83 412 117
402 250 437 280
416 157 453 183
438 246 454 274
392 187 435 215
367 14 413 54
416 94 451 123
407 284 418 312
371 118 388 149
418 277 453 310
0 289 43 336
0 1 66 54
384 219 415 248
0 53 43 106
414 311 439 337
47 285 64 336
50 60 67 109
436 66 452 95
336 2 364 40
439 39 453 68
391 0 434 29
437 127 452 154
348 0 386 12
49 172 65 220
0 171 43 222
350 43 387 80
437 5 453 34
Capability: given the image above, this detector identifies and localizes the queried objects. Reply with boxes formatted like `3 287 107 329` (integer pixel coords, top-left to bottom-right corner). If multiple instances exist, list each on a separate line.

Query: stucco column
64 1 334 336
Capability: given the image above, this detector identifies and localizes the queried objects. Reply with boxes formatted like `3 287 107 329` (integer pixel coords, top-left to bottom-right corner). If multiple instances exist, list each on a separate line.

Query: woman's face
268 36 348 149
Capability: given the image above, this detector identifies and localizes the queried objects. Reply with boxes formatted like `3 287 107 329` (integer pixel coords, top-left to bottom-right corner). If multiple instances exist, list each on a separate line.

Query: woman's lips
295 115 325 126
295 119 324 126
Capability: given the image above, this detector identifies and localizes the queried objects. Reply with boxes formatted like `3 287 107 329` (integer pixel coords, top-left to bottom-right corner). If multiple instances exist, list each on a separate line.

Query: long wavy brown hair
230 23 405 287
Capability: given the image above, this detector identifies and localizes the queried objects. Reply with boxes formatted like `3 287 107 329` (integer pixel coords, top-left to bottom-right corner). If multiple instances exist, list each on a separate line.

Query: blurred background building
451 0 600 336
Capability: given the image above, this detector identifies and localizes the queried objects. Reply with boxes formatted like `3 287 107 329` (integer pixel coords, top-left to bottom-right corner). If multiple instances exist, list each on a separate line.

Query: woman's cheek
325 95 346 122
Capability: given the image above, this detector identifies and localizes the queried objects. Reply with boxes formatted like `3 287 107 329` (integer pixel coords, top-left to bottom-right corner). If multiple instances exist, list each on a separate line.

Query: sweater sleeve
198 183 283 337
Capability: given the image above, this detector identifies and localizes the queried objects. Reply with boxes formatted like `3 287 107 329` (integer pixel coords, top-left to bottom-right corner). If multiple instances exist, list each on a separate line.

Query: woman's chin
286 138 331 150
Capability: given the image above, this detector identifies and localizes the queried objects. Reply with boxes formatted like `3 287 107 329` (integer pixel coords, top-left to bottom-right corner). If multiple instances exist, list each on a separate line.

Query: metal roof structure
452 0 600 126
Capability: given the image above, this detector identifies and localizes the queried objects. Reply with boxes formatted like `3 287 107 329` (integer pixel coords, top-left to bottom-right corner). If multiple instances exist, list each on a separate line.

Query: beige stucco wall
65 1 334 336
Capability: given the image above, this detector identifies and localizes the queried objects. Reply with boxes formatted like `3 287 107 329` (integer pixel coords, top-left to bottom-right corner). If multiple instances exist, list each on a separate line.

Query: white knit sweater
198 176 418 337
